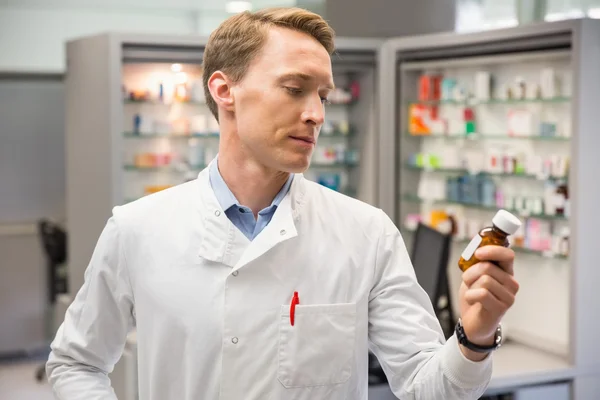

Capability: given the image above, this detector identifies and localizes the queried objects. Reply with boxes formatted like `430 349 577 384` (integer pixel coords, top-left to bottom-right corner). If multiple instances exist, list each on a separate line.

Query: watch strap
455 318 502 353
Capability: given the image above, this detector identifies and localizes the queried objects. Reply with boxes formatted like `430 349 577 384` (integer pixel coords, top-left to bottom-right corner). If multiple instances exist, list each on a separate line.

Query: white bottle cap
492 209 522 235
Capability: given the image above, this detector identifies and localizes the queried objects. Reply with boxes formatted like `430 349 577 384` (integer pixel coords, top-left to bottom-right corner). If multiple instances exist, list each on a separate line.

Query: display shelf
373 19 600 397
404 164 466 174
400 228 567 259
408 96 570 107
124 132 220 139
402 194 568 221
319 130 355 138
403 164 567 181
404 133 571 141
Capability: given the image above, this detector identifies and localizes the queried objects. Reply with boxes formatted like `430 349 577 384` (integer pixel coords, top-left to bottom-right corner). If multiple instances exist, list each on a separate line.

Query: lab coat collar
196 159 307 268
209 155 294 214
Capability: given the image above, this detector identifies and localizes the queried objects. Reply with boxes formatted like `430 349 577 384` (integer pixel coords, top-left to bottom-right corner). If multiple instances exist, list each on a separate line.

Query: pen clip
290 291 299 326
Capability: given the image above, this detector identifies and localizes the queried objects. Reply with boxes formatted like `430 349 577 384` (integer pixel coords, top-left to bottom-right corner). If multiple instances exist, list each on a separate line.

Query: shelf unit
379 19 600 398
403 164 568 181
404 132 571 141
116 54 375 207
403 194 568 222
401 228 567 260
409 96 571 106
120 97 362 202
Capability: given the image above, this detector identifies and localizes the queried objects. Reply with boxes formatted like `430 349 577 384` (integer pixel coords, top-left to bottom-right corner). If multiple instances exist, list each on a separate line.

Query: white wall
0 6 196 72
0 0 296 72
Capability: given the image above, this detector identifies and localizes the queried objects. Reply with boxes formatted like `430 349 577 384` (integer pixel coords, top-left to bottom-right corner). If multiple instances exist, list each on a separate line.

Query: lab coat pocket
278 303 356 388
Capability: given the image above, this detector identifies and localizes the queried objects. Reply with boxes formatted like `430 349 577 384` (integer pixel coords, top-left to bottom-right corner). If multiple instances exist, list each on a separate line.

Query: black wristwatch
455 318 502 353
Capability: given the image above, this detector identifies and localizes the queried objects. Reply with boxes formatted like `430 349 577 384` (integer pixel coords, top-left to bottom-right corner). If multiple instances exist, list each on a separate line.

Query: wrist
455 318 502 358
464 332 496 347
459 329 495 362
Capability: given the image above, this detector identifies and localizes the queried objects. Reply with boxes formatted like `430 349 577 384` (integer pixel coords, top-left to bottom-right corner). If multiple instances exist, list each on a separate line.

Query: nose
301 95 325 127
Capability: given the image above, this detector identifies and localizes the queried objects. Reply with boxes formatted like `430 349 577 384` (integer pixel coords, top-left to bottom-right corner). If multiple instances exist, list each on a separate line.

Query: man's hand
458 245 519 361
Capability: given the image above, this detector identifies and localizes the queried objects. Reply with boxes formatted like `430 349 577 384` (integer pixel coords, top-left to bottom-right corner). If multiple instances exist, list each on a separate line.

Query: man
47 7 519 400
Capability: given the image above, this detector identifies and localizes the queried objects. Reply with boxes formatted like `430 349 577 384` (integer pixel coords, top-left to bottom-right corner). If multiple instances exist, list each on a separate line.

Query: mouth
289 136 316 145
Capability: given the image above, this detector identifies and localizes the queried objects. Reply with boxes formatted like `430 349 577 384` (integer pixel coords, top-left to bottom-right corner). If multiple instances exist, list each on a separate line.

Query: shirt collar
209 155 294 213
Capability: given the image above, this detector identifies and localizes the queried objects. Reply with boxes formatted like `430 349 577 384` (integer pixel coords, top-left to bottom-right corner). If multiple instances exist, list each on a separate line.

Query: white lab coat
47 165 492 400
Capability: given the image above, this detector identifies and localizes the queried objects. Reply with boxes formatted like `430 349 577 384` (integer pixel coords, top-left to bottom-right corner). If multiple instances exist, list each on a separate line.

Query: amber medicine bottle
458 210 522 272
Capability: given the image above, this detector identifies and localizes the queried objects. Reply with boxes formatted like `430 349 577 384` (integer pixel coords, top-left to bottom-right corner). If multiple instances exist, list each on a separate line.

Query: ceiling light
588 8 600 19
171 63 182 73
226 1 252 13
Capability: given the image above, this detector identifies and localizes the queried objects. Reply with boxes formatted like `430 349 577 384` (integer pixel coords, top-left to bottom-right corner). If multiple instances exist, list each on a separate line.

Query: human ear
207 71 235 112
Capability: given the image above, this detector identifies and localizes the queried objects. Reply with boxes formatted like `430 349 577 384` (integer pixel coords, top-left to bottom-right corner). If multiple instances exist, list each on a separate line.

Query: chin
281 162 310 174
277 156 311 173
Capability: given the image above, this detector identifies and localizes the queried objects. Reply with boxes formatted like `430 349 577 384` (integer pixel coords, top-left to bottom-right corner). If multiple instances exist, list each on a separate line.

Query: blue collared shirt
208 158 294 241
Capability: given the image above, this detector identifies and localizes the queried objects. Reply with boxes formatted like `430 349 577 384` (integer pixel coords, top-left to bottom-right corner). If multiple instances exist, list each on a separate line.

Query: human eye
285 87 303 96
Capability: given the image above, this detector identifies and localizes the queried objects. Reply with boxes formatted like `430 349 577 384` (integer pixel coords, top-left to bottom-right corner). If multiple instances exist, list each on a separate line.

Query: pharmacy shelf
401 228 568 260
319 130 356 138
403 194 568 221
124 132 220 139
377 19 600 397
404 164 466 174
403 164 567 181
404 133 571 141
408 96 570 107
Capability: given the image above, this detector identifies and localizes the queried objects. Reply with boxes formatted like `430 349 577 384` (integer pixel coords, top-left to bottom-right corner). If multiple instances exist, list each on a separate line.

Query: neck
217 127 290 216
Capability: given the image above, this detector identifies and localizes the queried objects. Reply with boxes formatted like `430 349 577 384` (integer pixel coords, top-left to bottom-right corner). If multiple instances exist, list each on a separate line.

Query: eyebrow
279 72 335 90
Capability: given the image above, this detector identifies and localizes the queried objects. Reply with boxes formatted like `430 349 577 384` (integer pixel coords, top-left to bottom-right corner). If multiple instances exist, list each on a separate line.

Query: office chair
410 223 455 339
35 219 68 382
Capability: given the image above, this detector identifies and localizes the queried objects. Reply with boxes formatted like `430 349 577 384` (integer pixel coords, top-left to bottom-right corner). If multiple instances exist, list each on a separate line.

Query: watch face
495 325 503 346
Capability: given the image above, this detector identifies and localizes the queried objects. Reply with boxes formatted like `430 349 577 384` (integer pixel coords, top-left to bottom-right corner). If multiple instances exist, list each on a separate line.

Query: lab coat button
214 210 221 217
232 271 239 277
232 337 239 344
280 229 286 236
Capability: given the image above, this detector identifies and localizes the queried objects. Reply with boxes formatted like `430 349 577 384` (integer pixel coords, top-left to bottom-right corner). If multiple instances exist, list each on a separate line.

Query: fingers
474 245 515 275
464 288 507 315
469 274 516 306
463 262 520 295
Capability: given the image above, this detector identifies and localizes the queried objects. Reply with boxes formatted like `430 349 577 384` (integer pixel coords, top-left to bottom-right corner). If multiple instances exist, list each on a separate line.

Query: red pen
290 291 300 326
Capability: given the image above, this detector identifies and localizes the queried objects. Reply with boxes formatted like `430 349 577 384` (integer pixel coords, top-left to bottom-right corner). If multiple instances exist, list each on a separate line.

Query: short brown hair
202 7 336 121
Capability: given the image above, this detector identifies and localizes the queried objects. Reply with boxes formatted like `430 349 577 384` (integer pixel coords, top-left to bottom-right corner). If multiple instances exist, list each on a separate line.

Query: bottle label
462 235 483 261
